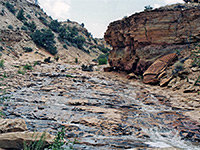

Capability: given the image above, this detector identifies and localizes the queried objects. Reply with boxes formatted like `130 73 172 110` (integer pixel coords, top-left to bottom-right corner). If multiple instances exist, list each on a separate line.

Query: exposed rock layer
104 4 200 73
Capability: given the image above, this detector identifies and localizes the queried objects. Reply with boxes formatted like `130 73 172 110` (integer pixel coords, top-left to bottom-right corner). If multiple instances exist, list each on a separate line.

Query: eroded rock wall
104 4 200 73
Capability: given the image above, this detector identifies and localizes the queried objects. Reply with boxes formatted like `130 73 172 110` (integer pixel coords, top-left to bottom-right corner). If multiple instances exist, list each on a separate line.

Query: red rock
143 53 177 84
104 4 200 72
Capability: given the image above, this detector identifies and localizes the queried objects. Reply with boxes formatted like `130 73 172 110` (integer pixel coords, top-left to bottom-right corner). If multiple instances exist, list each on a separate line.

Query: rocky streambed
1 63 200 150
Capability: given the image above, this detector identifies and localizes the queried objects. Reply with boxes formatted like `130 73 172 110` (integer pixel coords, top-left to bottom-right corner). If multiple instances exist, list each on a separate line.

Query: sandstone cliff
104 3 200 74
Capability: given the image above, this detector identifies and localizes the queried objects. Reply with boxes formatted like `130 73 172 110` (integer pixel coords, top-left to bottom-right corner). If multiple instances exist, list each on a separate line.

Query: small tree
144 5 153 11
5 2 16 15
17 9 26 21
31 29 57 55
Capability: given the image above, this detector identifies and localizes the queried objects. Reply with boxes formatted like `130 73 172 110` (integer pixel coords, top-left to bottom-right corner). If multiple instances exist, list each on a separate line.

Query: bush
97 54 108 65
98 45 110 53
24 21 36 32
21 25 28 31
63 44 68 50
172 62 184 75
23 47 33 52
5 2 16 15
98 58 107 65
73 36 85 49
31 29 57 55
8 25 13 30
49 20 61 32
23 64 32 70
17 9 26 21
38 16 48 26
144 5 153 11
44 57 51 63
75 58 78 63
17 69 25 75
0 46 4 51
26 14 31 19
0 60 4 68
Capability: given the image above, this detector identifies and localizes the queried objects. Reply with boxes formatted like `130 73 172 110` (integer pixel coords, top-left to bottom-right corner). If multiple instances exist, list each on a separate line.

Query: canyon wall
104 4 200 74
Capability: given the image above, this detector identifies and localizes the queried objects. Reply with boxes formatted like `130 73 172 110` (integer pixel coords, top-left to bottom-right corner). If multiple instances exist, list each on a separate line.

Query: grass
23 132 46 150
23 64 33 70
23 127 76 150
0 60 4 69
66 74 74 78
18 69 26 75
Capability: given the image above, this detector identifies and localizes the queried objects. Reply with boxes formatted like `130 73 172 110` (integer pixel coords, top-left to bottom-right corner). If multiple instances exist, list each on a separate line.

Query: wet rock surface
0 64 200 149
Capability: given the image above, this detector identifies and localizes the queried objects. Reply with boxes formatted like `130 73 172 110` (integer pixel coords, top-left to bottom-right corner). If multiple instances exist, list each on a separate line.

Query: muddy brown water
1 65 200 150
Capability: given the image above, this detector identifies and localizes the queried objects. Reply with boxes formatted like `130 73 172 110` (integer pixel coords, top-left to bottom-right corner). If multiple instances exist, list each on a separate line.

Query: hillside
0 0 110 65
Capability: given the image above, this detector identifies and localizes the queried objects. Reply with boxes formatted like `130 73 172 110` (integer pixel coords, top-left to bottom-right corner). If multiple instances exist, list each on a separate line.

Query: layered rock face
104 4 200 73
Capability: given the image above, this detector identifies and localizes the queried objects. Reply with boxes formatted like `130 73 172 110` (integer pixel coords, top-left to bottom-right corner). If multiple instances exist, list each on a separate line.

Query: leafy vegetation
23 132 46 150
24 47 33 52
0 60 4 69
5 2 16 15
191 47 200 68
38 16 48 26
23 64 33 70
58 26 86 50
24 21 37 32
17 9 26 21
49 20 61 33
97 54 108 65
31 29 57 55
8 25 13 30
21 25 28 31
172 62 184 75
75 58 78 64
144 5 153 11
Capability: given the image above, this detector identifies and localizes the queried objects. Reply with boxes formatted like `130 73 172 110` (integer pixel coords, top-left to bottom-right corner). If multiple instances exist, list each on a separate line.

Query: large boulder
104 3 200 73
0 131 54 149
143 53 177 84
0 119 27 133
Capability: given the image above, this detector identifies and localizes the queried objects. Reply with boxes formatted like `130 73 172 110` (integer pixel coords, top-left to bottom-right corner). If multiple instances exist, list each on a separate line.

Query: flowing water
1 64 200 149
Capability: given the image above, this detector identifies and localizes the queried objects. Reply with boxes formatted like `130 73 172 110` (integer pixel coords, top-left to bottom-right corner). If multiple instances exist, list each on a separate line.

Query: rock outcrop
0 119 27 133
104 3 200 73
143 53 177 84
0 119 54 149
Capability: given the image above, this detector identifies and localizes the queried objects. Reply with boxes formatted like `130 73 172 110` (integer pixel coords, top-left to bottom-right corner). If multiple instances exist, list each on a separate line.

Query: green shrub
23 132 46 150
98 58 107 65
24 21 36 32
38 16 48 26
0 60 4 68
26 14 31 19
172 62 184 75
8 25 13 30
21 25 28 31
24 47 33 52
17 69 25 75
44 57 51 63
17 9 26 21
97 54 108 65
98 45 110 53
0 46 4 51
49 20 61 32
48 127 65 150
75 58 78 63
5 2 16 15
63 44 68 49
31 29 57 55
191 48 200 68
144 5 153 11
33 61 40 66
23 64 32 70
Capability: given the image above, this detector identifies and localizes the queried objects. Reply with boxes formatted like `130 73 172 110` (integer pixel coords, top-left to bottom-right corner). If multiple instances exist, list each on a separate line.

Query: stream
1 64 200 150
